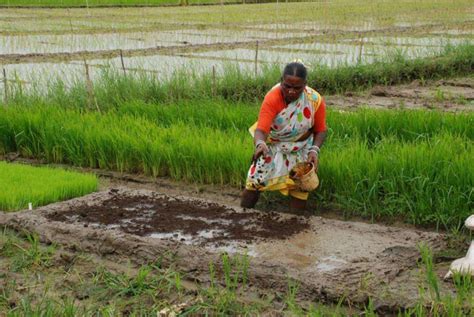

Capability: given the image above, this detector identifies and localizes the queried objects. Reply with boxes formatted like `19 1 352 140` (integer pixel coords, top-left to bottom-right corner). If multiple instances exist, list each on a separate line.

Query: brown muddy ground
0 187 459 313
46 189 309 245
327 77 474 112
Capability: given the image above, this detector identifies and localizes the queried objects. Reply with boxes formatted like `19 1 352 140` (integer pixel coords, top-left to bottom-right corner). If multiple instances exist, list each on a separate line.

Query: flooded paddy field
0 2 472 94
0 187 458 312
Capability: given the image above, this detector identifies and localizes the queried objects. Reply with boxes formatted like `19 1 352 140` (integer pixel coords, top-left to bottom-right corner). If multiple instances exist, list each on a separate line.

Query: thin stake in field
212 65 216 97
255 41 259 77
2 68 8 105
358 35 364 64
120 50 126 75
83 59 100 113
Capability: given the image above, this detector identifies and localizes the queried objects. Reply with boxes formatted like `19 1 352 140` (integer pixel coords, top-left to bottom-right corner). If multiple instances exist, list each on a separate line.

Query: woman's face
281 75 306 104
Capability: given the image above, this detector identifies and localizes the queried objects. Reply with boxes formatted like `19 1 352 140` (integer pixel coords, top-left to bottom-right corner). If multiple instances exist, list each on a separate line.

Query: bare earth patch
327 77 474 112
0 188 457 313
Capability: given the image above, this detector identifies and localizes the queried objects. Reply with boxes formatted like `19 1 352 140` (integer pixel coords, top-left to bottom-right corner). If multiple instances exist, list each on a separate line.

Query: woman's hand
307 151 319 172
253 142 269 161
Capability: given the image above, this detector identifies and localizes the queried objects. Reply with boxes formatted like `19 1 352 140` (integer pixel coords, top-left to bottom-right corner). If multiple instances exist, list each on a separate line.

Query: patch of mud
45 189 309 246
0 188 454 312
328 77 474 111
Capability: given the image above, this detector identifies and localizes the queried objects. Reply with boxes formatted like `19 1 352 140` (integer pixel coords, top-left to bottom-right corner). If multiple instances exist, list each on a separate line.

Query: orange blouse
256 86 327 134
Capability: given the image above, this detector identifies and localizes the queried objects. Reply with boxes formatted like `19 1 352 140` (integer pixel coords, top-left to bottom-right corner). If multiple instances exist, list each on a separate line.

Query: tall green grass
319 134 473 229
0 161 98 211
0 106 250 184
0 104 472 229
111 100 474 141
4 44 473 108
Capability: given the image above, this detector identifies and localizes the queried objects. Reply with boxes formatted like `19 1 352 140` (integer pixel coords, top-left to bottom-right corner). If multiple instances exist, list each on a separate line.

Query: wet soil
46 189 309 246
0 188 456 313
327 77 474 112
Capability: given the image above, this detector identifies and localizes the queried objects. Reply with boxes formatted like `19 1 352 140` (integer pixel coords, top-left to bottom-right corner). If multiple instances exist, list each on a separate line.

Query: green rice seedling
0 161 98 212
173 271 182 293
419 244 440 302
363 298 377 317
434 88 447 102
397 245 474 316
0 103 474 229
319 133 474 230
187 253 258 315
221 252 249 291
284 279 302 315
283 279 350 316
5 232 56 272
207 260 216 292
1 104 473 228
452 272 474 311
6 294 83 317
327 108 474 142
93 266 153 297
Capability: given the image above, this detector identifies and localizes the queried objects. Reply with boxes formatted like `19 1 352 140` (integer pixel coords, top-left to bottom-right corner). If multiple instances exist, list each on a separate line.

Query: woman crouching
241 62 327 212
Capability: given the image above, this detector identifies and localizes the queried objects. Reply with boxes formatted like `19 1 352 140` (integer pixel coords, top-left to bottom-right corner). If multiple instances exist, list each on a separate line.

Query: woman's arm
253 129 269 161
307 98 327 169
307 130 326 169
313 130 327 148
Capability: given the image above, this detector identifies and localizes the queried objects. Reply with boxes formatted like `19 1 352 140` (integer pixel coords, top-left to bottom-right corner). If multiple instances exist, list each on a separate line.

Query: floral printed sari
246 86 322 200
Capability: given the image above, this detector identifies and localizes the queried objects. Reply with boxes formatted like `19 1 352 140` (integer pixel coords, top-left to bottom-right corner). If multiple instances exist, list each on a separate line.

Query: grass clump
0 231 56 272
0 161 98 212
396 245 474 316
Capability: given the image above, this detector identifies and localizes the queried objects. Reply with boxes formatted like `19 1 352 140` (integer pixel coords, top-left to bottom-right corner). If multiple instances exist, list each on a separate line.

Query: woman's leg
289 196 307 212
240 189 260 208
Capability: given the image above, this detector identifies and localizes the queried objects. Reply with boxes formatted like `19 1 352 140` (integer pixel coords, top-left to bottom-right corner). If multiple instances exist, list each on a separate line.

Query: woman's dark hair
282 62 307 80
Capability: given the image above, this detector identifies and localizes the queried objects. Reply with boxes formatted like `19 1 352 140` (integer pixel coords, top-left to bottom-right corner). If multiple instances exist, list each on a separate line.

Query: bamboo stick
212 65 216 97
3 68 7 105
357 35 364 64
255 41 259 77
120 50 126 75
84 59 100 113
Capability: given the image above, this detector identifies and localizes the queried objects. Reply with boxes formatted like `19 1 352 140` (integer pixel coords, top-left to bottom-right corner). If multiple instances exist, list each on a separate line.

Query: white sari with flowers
246 86 322 200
